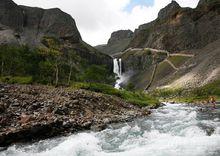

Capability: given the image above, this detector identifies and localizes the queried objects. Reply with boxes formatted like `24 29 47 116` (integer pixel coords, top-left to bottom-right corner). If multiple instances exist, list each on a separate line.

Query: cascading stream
1 103 220 156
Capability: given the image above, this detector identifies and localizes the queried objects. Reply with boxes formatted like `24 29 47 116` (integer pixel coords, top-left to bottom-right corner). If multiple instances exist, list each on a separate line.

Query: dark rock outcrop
0 0 24 31
96 30 134 56
0 0 113 71
128 0 220 52
0 84 150 147
0 0 81 45
20 6 82 45
108 30 134 45
121 49 167 72
158 0 181 20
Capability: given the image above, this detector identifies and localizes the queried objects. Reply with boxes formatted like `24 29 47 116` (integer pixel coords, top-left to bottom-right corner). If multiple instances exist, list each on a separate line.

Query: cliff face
128 0 220 52
0 0 112 71
96 30 133 56
20 6 82 45
118 0 220 90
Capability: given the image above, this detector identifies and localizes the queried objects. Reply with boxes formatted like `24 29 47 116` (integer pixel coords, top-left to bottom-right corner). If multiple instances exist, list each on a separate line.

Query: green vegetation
79 65 115 84
125 82 135 91
151 80 220 103
0 39 114 86
71 82 159 107
0 76 33 84
154 61 174 82
167 56 190 68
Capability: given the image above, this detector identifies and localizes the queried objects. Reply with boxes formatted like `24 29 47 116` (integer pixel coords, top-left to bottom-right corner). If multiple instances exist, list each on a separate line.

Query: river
1 103 220 156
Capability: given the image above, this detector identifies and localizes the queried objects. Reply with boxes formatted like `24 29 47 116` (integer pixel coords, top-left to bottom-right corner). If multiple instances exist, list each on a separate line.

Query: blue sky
125 0 154 12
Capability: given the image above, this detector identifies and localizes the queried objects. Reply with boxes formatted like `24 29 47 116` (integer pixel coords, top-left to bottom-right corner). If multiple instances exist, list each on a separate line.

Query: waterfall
113 58 122 89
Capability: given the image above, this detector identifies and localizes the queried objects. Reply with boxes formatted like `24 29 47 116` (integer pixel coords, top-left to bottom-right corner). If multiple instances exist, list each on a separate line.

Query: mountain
128 0 220 52
95 30 134 56
0 0 113 72
116 0 220 90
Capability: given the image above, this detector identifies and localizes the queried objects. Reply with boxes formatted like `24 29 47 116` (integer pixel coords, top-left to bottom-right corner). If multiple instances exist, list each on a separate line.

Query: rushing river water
1 103 220 156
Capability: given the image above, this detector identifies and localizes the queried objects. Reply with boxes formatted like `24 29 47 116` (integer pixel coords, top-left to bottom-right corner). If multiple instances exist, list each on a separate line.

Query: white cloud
13 0 200 46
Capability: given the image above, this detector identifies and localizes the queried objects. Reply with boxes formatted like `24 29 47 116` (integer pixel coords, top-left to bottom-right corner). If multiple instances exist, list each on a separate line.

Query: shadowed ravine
1 103 220 156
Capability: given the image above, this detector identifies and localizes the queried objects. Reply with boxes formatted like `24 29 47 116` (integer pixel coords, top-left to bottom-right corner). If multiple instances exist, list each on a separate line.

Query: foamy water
1 103 220 156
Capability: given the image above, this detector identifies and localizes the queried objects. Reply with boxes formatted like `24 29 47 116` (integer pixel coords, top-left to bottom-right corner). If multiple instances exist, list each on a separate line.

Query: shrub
0 76 33 84
80 65 115 84
71 82 159 107
125 82 135 91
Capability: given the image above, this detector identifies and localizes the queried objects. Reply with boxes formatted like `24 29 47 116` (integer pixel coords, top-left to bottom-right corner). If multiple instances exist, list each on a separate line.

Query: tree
38 47 62 86
66 50 81 85
39 37 63 86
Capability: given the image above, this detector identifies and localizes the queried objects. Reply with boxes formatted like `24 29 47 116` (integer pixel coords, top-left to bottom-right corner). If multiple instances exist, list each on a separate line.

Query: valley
0 0 219 155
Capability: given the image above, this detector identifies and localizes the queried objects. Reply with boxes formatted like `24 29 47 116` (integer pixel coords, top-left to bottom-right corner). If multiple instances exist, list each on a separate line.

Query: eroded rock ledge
0 84 150 147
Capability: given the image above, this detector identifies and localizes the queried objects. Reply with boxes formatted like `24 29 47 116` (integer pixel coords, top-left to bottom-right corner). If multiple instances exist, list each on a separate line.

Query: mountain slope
128 0 220 52
0 0 113 72
117 0 220 90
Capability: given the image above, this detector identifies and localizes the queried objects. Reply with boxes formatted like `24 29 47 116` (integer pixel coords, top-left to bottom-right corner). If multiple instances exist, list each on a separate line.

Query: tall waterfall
113 58 122 89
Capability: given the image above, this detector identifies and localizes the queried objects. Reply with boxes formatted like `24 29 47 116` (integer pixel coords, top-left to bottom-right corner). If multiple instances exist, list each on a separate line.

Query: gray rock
158 0 181 20
0 84 150 147
128 0 220 52
0 0 24 31
96 30 134 56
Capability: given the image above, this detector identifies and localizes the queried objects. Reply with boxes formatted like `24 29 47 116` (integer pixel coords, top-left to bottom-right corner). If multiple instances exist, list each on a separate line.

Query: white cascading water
1 103 220 156
113 58 122 89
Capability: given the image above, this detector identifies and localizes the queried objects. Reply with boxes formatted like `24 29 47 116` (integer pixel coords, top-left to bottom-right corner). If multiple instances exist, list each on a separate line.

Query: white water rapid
113 58 123 89
1 103 220 156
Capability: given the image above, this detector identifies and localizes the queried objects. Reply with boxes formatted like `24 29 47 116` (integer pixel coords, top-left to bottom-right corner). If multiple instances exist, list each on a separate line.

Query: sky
13 0 200 46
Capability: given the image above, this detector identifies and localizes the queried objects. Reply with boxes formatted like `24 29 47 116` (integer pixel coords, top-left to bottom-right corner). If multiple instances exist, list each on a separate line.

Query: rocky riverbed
0 84 151 147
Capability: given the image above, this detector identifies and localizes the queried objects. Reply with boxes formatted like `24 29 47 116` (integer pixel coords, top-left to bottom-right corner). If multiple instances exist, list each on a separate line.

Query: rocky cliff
118 0 220 90
96 30 133 56
128 0 220 52
0 0 112 71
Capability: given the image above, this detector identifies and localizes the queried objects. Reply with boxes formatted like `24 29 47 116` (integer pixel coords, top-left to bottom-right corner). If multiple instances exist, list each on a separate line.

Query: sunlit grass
71 82 160 107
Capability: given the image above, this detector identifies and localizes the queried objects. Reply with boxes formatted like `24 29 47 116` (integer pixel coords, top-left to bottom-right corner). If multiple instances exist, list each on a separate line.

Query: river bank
150 80 220 105
0 84 153 147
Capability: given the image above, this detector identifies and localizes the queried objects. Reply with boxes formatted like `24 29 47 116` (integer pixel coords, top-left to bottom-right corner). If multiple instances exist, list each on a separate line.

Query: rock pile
0 84 150 147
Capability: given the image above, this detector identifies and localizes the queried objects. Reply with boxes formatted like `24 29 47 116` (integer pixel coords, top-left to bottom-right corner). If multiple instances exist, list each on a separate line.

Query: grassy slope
151 80 220 103
167 56 191 68
71 82 160 107
0 76 33 84
151 61 175 87
0 78 160 107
